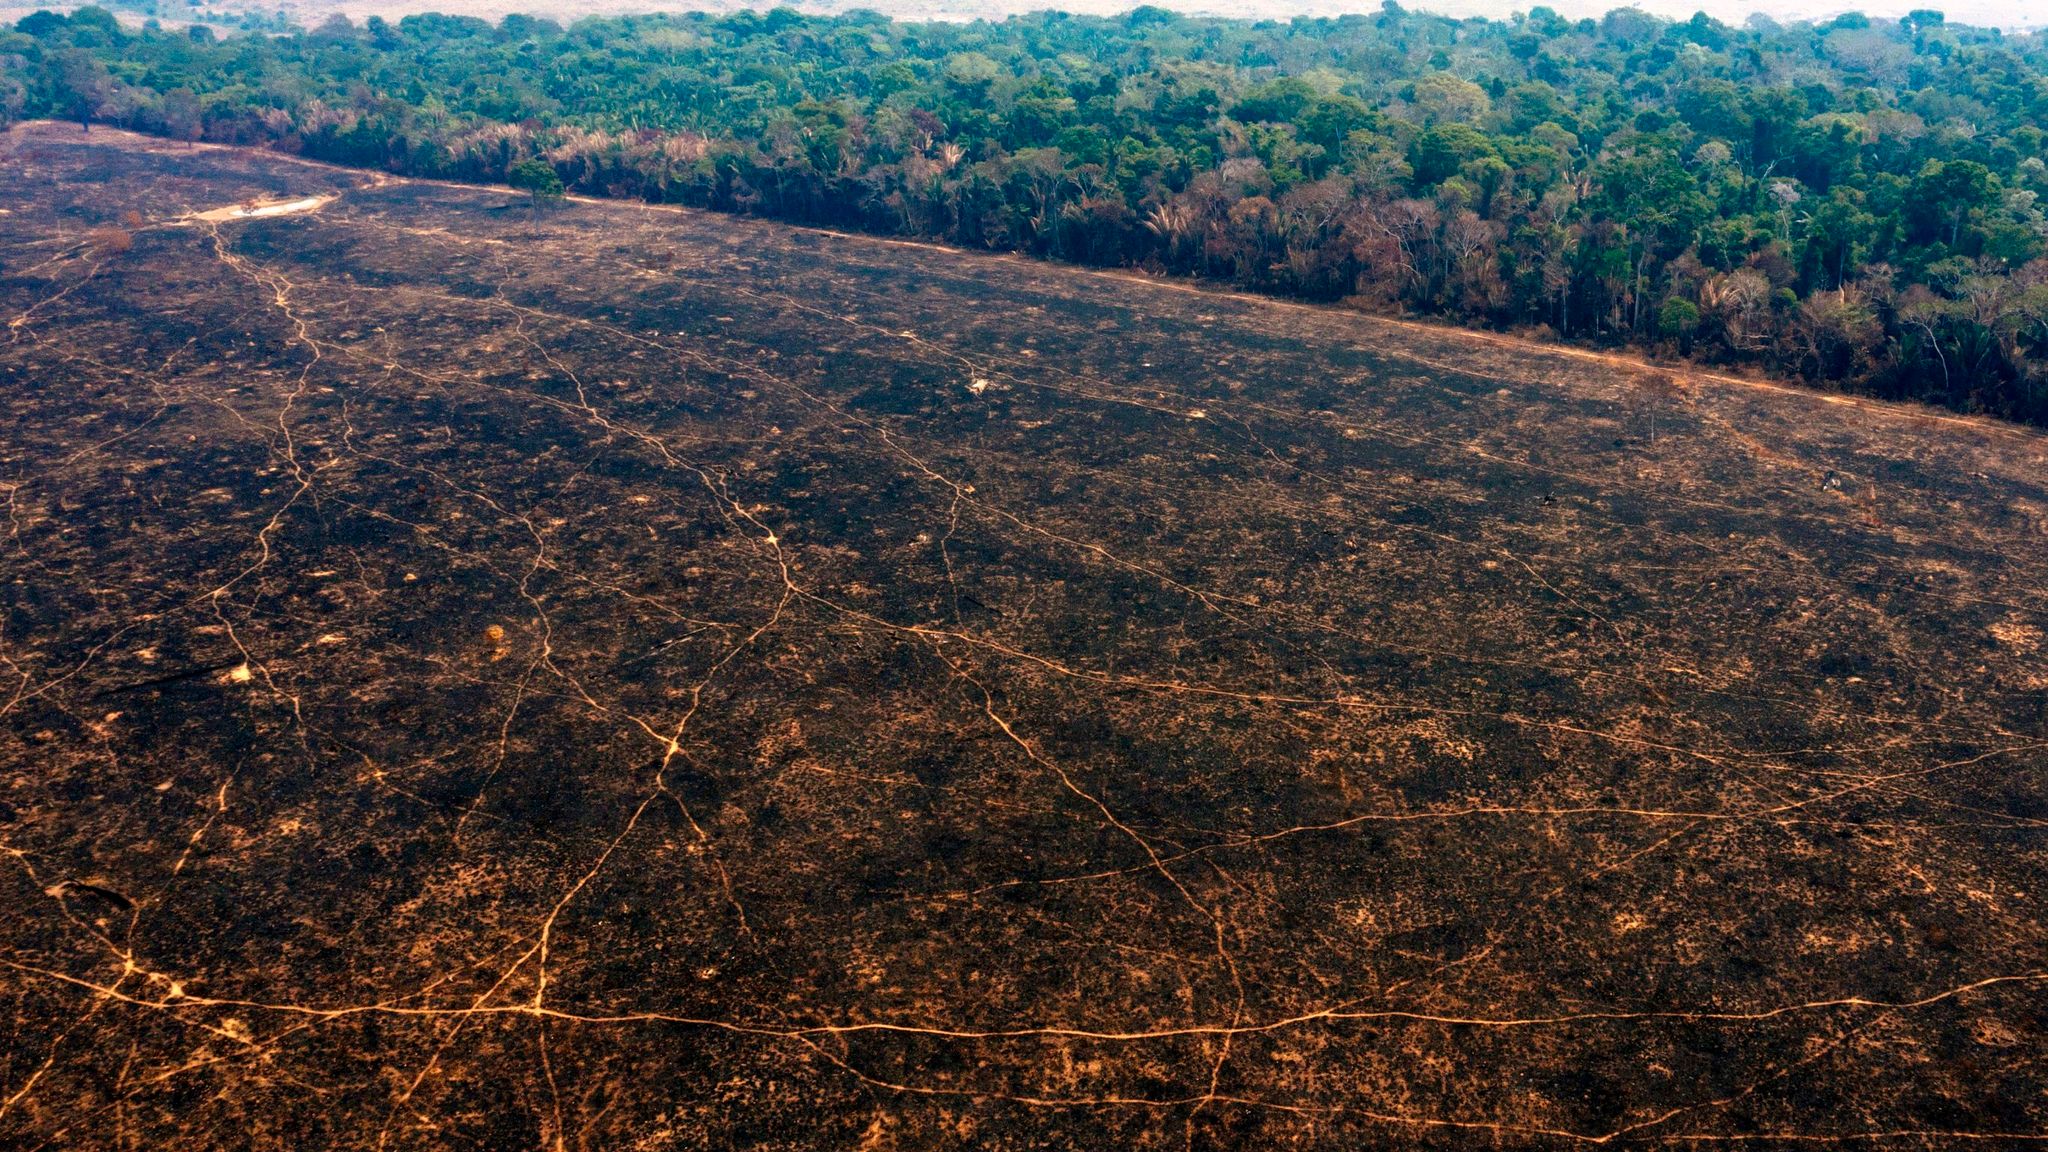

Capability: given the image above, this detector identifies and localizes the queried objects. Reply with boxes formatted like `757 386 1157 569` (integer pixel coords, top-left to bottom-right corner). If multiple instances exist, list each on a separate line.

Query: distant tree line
7 3 2048 423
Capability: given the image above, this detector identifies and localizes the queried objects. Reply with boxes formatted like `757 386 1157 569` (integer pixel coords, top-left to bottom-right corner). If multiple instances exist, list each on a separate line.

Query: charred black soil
2 124 2045 1150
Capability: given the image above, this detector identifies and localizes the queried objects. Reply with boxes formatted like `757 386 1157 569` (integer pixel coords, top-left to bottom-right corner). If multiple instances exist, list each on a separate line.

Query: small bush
86 226 132 255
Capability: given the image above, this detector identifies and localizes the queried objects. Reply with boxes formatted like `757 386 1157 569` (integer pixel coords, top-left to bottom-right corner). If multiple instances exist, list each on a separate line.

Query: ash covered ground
2 124 2045 1149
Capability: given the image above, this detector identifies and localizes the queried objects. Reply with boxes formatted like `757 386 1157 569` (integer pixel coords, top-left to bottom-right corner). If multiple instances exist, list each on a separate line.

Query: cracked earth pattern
1 124 2045 1149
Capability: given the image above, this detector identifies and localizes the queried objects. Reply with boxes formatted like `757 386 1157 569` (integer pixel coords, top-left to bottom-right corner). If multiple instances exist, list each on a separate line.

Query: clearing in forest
2 124 2045 1150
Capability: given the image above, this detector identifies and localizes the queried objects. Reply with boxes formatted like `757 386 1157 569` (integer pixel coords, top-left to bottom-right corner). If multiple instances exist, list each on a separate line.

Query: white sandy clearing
192 195 336 222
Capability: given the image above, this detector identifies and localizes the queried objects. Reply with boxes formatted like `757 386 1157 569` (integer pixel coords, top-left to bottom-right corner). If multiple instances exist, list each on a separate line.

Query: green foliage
1234 77 1317 124
11 4 2048 423
1658 296 1699 336
508 157 563 199
1409 124 1497 187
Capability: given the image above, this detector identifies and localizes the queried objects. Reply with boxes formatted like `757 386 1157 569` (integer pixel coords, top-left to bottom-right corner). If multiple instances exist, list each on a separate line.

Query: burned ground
1 124 2045 1149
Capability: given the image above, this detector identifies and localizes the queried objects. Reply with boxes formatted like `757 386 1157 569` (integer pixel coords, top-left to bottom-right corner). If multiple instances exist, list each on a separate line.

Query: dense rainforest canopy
7 3 2048 423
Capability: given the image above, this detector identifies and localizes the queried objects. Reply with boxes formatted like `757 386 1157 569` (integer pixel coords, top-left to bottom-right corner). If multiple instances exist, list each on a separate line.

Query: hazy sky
768 0 2041 32
21 0 2040 35
1406 0 2039 30
1031 0 2043 31
899 0 2046 31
